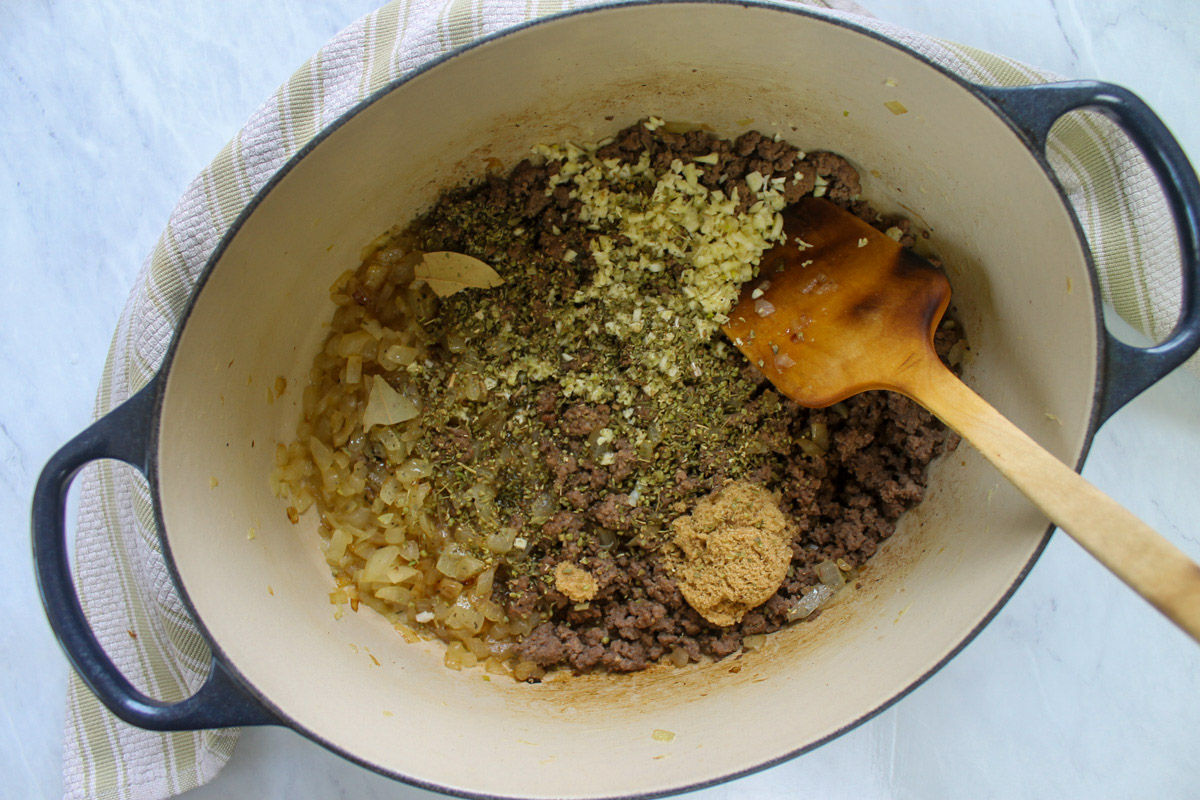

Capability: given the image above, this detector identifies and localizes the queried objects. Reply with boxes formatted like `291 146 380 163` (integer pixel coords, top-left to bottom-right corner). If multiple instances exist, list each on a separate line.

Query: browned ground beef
510 360 960 673
415 121 961 674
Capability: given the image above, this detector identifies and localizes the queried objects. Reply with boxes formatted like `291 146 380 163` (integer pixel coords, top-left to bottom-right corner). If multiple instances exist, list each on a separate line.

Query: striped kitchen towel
60 0 1187 798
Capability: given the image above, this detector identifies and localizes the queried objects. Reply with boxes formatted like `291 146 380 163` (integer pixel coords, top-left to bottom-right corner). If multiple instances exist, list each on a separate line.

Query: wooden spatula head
724 197 951 407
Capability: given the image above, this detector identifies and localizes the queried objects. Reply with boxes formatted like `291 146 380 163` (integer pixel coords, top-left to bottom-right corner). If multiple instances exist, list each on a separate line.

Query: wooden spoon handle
907 360 1200 643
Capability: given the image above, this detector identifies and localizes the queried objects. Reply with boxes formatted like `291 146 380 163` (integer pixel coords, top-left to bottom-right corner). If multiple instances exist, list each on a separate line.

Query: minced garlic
533 137 788 400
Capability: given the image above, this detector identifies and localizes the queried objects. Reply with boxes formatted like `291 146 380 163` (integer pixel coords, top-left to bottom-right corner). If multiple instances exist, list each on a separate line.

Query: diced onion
529 492 557 525
326 529 352 565
485 529 517 554
948 340 966 367
436 548 486 580
446 599 485 633
787 584 834 620
396 458 433 484
815 559 845 589
811 421 830 452
388 565 419 584
361 545 400 583
473 567 496 598
742 634 767 651
375 585 412 605
398 539 420 562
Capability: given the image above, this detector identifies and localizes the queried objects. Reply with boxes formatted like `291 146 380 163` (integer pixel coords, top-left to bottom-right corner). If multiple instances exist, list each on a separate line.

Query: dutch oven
33 2 1200 797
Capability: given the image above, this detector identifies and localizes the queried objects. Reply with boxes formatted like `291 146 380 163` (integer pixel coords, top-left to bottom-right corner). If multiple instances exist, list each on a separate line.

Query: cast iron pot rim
146 2 1103 797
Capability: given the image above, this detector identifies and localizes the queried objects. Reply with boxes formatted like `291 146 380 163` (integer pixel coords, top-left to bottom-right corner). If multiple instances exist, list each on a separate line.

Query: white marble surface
2 1 1199 798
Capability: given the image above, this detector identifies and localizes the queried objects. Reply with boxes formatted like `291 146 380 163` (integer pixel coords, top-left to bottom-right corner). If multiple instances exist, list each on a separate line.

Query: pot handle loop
979 81 1200 423
32 377 277 730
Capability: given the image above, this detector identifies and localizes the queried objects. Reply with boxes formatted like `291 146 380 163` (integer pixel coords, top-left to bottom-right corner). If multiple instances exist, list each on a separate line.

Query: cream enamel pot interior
34 2 1200 798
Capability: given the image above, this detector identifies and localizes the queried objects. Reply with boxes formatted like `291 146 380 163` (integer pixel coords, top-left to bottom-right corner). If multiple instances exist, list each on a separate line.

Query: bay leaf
361 375 420 430
414 251 504 297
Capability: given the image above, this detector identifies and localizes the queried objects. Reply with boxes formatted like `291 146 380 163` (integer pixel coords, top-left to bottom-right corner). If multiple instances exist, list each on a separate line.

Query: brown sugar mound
554 562 599 603
667 481 794 627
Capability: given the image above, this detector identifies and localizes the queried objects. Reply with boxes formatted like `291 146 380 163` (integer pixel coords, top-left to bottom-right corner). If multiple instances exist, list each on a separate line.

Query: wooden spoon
724 196 1200 642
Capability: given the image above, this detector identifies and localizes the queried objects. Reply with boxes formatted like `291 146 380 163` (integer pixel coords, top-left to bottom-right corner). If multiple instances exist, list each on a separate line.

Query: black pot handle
32 377 277 730
979 81 1200 424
